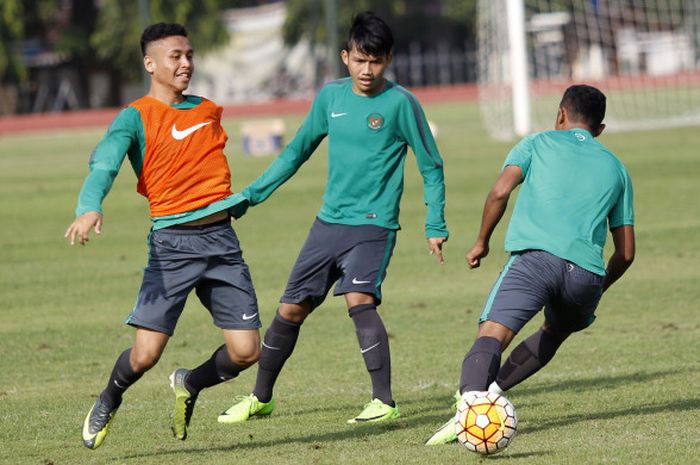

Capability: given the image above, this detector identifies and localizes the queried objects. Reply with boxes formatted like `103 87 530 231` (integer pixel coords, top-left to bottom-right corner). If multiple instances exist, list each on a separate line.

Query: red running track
0 84 479 136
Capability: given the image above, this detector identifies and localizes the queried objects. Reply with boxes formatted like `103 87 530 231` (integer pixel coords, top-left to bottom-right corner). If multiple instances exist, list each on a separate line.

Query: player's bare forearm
477 166 522 243
466 167 521 269
477 191 508 244
602 252 633 291
465 189 509 269
602 225 635 291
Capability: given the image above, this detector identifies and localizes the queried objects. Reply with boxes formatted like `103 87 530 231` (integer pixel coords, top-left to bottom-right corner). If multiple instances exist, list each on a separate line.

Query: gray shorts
479 250 604 333
280 218 397 309
125 220 261 336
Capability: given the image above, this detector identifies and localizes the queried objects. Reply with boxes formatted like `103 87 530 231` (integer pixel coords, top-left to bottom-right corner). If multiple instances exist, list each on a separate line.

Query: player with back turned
65 23 262 449
219 11 448 425
426 84 635 445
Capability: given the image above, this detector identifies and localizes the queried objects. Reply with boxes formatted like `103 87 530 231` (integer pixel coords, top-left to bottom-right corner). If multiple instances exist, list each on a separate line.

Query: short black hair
344 12 394 57
140 23 188 56
560 84 606 131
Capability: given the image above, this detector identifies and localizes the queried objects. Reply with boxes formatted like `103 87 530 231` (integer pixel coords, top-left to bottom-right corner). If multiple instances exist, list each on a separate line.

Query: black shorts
125 221 261 336
479 250 604 333
280 218 397 309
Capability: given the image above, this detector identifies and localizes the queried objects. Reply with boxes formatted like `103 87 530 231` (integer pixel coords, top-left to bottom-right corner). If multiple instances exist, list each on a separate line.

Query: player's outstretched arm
428 236 448 264
466 165 522 269
65 211 103 246
242 90 329 208
602 225 635 292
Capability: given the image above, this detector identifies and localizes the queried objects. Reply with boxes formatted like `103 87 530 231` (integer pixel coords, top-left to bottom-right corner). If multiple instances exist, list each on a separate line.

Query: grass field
1 100 699 465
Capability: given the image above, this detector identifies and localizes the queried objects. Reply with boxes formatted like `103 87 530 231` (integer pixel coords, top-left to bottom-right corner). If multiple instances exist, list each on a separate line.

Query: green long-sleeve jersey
242 78 448 238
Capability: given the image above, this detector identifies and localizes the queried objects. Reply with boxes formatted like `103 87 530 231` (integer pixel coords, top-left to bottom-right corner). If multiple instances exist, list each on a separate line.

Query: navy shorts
125 220 261 336
479 250 604 333
280 218 397 310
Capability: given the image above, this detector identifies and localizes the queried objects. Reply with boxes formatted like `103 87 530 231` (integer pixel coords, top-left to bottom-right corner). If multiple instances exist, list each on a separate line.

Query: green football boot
218 393 276 423
169 368 198 440
347 398 400 424
82 396 120 450
426 391 462 445
452 390 462 409
425 415 458 445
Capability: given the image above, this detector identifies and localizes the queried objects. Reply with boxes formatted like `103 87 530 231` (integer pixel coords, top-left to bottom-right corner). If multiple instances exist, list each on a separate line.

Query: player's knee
541 322 570 342
278 303 309 323
345 292 375 308
227 345 260 367
130 349 161 372
477 321 515 348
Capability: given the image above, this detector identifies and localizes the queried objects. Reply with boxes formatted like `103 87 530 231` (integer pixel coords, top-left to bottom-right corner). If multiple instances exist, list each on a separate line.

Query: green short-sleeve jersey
242 78 448 238
75 95 246 230
503 128 634 275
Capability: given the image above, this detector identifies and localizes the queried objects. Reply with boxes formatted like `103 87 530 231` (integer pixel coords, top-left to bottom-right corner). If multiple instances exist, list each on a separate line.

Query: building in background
186 2 316 105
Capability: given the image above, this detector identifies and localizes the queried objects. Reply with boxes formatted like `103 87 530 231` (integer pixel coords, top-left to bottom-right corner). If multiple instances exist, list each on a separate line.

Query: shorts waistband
159 218 231 234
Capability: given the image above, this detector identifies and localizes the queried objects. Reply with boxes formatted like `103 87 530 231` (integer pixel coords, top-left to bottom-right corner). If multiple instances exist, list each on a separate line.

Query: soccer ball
454 391 517 455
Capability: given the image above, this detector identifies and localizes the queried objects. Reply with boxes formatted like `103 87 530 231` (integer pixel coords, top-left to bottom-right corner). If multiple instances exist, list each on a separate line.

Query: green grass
0 101 698 465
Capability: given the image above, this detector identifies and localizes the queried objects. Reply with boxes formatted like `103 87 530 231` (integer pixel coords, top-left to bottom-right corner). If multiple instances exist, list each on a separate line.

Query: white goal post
478 0 700 140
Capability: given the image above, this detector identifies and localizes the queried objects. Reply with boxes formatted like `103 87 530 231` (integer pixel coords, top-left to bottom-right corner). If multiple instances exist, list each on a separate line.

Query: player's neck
147 86 186 106
566 123 592 133
557 119 592 134
352 78 388 97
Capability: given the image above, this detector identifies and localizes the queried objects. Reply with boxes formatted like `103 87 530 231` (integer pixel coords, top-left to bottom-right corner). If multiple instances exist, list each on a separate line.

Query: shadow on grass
250 392 455 424
521 397 700 435
512 368 684 397
113 368 693 461
115 410 459 461
485 450 554 460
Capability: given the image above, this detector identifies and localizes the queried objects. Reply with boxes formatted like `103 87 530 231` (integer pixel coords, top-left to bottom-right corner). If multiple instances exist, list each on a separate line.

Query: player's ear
555 107 566 129
143 55 154 74
340 49 349 66
594 123 606 137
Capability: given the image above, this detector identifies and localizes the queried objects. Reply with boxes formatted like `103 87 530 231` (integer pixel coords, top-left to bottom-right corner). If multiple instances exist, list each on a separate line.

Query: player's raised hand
466 240 489 269
428 237 448 265
65 211 103 246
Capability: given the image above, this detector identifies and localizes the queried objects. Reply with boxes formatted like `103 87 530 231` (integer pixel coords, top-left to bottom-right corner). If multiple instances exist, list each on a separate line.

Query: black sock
101 349 143 407
349 304 393 406
496 328 565 391
253 311 301 403
185 345 246 395
459 336 502 393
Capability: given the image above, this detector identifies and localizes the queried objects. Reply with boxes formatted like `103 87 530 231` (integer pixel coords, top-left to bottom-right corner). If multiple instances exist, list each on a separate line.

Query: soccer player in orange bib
65 23 261 449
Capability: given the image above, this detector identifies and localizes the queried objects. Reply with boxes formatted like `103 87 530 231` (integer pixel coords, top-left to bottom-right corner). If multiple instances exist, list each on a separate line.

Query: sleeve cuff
426 228 449 239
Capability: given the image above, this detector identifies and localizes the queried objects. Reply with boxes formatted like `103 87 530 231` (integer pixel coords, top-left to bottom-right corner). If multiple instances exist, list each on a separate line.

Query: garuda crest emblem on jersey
367 113 384 131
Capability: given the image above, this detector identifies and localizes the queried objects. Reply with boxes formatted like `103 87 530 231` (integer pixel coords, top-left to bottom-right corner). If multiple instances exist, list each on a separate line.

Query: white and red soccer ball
455 391 518 455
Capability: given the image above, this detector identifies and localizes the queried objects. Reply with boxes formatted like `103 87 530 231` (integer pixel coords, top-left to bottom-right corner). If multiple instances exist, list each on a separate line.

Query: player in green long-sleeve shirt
220 12 449 425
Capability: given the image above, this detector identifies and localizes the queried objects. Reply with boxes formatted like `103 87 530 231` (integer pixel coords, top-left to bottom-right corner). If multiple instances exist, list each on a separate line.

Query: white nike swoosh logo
242 312 258 321
360 342 381 354
171 121 211 140
331 112 347 118
352 278 371 285
262 342 281 350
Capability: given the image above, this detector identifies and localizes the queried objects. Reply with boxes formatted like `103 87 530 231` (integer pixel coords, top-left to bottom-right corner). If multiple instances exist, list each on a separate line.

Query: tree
0 0 65 84
90 0 234 85
1 0 248 108
282 0 479 53
0 0 24 82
